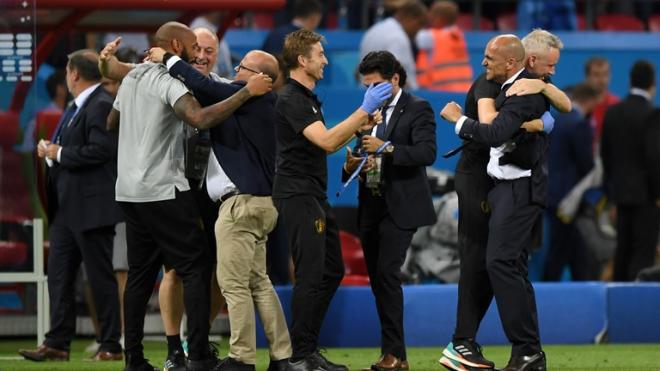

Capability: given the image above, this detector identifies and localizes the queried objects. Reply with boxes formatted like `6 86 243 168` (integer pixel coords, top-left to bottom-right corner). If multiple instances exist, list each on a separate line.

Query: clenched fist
440 101 463 123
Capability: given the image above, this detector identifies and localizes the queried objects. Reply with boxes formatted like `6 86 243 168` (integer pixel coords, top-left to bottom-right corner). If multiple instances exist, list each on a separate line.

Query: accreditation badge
366 156 384 190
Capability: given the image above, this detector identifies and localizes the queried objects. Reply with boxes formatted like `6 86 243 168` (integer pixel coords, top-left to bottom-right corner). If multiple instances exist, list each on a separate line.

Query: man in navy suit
343 51 437 371
150 47 292 371
544 83 600 281
441 34 552 371
20 49 123 362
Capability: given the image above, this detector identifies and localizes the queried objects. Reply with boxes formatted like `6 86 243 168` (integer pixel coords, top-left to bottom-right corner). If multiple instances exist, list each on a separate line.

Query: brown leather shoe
90 350 123 361
362 354 406 371
18 344 69 362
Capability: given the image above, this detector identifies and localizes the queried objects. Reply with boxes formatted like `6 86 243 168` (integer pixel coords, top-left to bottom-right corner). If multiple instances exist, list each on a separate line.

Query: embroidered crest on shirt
314 218 326 234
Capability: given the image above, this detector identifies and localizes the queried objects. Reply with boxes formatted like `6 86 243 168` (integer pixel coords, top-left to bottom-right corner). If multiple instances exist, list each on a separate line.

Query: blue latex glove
360 82 393 114
541 111 555 133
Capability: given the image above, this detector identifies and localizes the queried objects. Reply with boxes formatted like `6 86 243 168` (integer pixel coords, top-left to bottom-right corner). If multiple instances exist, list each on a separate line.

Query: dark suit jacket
458 69 550 206
47 85 122 231
601 94 654 205
169 60 276 196
645 108 660 201
343 91 437 230
547 108 594 208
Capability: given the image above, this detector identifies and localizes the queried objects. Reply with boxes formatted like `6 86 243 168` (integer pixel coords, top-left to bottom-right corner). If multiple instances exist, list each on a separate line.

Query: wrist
163 52 174 65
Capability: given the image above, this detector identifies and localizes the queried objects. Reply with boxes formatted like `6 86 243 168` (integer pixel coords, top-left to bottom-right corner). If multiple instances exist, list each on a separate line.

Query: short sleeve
415 30 433 51
157 71 190 108
474 77 501 100
278 95 321 134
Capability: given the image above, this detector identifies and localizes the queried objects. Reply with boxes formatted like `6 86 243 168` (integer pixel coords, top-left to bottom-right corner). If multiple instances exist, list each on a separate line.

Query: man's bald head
236 50 279 83
155 21 198 62
481 34 525 83
489 35 525 64
429 0 459 28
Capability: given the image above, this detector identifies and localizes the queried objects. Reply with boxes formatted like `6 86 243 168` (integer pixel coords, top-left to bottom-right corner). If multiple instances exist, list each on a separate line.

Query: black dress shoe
311 351 348 371
502 351 546 371
267 358 289 371
216 357 255 371
287 356 324 371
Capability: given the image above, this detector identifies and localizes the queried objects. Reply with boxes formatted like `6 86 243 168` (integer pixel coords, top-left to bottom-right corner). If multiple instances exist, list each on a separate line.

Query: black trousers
359 192 415 360
119 190 211 361
543 209 594 281
452 169 494 342
613 204 660 281
487 178 542 357
274 195 344 360
45 219 121 353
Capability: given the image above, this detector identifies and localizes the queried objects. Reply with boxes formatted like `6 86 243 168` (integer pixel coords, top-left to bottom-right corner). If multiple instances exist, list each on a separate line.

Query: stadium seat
0 110 19 148
252 12 274 29
648 14 660 32
34 109 62 142
0 241 28 269
596 13 645 31
457 14 494 31
496 12 517 31
577 13 587 30
339 230 369 286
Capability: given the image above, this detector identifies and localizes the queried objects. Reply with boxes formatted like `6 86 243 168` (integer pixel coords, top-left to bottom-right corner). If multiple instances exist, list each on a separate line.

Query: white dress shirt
370 88 402 136
49 83 101 166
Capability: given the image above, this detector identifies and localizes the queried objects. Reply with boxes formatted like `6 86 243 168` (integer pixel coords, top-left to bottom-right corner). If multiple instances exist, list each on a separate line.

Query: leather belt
217 189 241 205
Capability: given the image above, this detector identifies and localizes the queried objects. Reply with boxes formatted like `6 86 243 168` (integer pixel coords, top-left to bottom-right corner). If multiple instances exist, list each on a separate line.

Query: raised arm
506 78 571 113
98 37 135 81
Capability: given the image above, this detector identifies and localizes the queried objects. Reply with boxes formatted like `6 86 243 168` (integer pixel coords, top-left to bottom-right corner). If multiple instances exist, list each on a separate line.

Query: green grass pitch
0 339 658 370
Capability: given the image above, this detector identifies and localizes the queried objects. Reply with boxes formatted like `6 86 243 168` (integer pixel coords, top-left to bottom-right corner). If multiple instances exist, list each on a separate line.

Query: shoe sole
439 356 470 371
442 349 493 369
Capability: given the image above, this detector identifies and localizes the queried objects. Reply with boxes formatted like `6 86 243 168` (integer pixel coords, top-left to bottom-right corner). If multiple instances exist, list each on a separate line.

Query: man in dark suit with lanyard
441 34 552 371
343 51 436 371
20 49 123 362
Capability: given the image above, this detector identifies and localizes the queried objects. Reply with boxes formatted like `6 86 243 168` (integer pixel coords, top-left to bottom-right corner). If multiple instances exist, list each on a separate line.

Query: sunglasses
234 64 261 74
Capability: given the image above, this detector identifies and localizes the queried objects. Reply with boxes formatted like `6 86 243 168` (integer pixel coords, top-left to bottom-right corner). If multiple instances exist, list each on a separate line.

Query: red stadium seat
456 14 494 31
648 14 660 32
0 110 19 148
596 13 645 31
339 230 369 285
34 109 62 142
253 12 274 29
577 13 586 30
496 12 517 31
0 241 28 268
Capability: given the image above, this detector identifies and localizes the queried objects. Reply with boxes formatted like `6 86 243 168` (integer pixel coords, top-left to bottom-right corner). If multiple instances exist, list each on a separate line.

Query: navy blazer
343 91 437 230
547 108 594 208
458 69 550 206
47 85 122 231
169 60 276 196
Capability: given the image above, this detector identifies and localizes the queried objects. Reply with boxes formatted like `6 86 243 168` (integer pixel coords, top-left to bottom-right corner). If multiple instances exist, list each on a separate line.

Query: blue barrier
256 282 632 348
608 283 660 343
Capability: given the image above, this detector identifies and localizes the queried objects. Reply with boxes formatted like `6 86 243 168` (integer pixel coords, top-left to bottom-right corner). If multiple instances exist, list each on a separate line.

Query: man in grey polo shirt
105 21 272 371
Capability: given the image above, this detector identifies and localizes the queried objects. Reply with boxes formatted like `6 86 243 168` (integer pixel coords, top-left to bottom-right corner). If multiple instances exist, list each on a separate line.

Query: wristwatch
384 144 394 154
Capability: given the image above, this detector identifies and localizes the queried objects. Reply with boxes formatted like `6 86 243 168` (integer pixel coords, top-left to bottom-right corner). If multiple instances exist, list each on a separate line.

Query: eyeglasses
234 64 261 74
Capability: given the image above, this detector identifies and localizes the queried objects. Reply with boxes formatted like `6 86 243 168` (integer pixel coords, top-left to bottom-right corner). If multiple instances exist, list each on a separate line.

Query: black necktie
376 106 389 139
51 102 77 143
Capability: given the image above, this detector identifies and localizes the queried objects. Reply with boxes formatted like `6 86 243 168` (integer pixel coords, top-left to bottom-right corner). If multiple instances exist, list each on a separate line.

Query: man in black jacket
149 47 293 371
343 51 436 371
601 60 659 281
21 49 123 362
441 34 550 371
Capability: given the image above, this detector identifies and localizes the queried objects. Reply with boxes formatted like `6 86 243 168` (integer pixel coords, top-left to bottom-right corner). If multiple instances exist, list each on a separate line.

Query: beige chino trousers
215 194 292 364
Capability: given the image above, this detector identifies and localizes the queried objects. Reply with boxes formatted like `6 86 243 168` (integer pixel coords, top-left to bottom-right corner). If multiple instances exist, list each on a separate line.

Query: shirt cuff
56 147 62 163
455 115 468 135
166 55 182 70
45 157 53 167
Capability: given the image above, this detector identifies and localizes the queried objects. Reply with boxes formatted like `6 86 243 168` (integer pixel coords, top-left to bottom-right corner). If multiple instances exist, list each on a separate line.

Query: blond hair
522 29 563 55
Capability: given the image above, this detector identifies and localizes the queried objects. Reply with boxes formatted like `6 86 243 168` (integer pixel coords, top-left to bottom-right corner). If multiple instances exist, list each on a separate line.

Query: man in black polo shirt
274 29 391 371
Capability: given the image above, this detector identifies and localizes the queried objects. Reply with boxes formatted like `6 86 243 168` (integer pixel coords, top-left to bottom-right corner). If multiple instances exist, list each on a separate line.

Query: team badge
314 218 326 234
